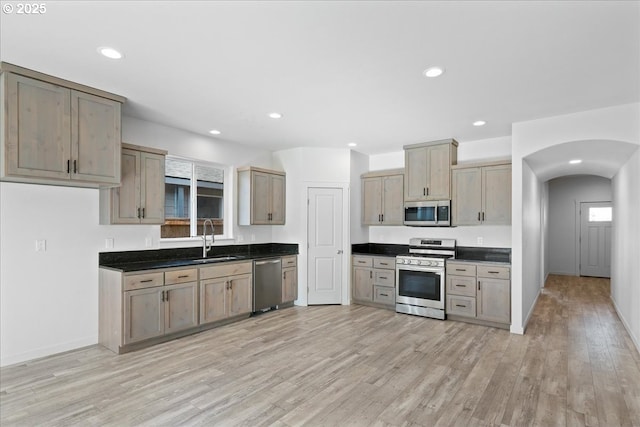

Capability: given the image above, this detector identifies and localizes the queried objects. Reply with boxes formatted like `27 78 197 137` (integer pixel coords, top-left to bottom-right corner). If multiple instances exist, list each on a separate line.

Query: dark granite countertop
454 246 511 264
351 243 409 257
99 243 299 272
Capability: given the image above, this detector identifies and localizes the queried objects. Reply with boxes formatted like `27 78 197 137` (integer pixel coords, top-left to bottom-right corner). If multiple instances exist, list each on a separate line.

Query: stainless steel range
396 238 456 320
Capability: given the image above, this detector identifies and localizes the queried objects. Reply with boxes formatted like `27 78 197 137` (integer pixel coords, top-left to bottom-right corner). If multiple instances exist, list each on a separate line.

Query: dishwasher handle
254 259 282 266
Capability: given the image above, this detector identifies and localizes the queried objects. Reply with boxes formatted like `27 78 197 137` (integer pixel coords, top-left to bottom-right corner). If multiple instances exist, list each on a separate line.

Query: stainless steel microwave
404 200 451 226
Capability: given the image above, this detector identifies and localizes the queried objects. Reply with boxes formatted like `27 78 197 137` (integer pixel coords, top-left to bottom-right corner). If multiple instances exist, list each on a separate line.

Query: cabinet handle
73 160 77 174
370 271 372 279
67 160 70 173
164 290 169 301
379 276 388 280
380 293 389 297
379 262 388 266
478 212 481 221
426 187 429 196
140 279 153 283
478 281 481 291
423 188 426 196
142 208 145 219
455 284 466 287
482 212 485 221
161 291 165 302
229 281 232 290
455 304 466 308
137 208 141 219
283 271 287 279
381 214 384 222
178 275 189 278
455 268 466 271
488 271 500 274
357 260 366 264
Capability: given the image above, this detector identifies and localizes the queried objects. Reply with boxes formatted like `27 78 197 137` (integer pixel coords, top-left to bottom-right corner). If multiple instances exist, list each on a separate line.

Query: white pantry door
580 202 612 278
307 187 343 305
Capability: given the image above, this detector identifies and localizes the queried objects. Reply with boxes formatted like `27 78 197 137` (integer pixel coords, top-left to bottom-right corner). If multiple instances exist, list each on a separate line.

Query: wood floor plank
1 275 639 426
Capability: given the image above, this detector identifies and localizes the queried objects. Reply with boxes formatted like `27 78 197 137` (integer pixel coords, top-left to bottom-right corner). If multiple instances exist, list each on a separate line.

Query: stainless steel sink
192 255 242 264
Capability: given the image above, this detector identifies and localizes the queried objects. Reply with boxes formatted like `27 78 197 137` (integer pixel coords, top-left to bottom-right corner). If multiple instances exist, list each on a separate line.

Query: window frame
160 155 234 243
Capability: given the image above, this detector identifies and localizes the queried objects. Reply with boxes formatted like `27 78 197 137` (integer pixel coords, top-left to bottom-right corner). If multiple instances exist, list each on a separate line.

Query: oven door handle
396 266 444 273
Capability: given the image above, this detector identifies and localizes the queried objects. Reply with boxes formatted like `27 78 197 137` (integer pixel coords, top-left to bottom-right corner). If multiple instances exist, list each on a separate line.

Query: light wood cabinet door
482 165 511 225
426 143 452 200
382 174 404 224
5 73 71 179
362 177 383 225
269 172 286 224
200 277 228 324
140 151 166 224
282 266 297 303
70 90 120 184
477 278 511 324
228 274 252 317
112 148 141 224
452 168 482 225
404 146 428 201
353 266 373 301
164 282 198 334
251 171 271 224
123 287 164 344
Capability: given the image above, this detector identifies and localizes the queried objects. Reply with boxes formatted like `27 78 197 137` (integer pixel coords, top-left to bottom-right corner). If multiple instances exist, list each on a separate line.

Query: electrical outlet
237 234 244 243
105 238 114 249
250 234 256 242
145 237 153 248
477 237 484 246
35 239 46 252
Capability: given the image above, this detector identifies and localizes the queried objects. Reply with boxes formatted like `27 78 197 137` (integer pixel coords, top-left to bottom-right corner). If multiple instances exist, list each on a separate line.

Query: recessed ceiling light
423 66 444 78
348 142 357 147
209 129 221 135
98 47 123 59
268 112 283 119
473 120 486 127
569 159 582 164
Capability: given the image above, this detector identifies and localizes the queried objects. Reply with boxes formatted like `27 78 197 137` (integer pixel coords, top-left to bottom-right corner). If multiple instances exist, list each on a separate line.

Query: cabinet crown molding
237 166 285 175
122 142 168 156
403 138 458 150
361 168 404 178
451 159 512 170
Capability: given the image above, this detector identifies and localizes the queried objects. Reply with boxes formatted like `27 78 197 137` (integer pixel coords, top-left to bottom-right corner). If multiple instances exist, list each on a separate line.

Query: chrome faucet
202 219 214 258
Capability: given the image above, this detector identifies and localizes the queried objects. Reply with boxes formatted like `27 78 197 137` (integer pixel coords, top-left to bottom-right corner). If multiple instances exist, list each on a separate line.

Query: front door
307 187 343 305
580 202 612 278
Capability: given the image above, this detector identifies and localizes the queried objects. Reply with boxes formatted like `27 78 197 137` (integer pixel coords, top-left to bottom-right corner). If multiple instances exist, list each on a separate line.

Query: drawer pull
455 304 466 308
357 260 366 264
140 279 153 283
455 284 466 287
379 276 388 280
488 271 500 274
178 275 190 278
379 262 389 266
455 268 466 271
380 293 389 297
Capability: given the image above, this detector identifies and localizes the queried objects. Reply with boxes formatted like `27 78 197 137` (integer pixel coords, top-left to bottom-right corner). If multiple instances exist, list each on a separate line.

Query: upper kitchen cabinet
0 63 125 187
361 169 404 225
100 143 167 225
404 139 458 202
238 167 286 225
451 161 511 226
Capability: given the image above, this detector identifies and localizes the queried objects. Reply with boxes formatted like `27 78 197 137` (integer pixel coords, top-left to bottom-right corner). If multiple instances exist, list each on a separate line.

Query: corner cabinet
446 261 511 329
1 62 125 187
100 143 167 225
361 169 404 225
238 167 286 225
404 139 458 202
451 161 511 226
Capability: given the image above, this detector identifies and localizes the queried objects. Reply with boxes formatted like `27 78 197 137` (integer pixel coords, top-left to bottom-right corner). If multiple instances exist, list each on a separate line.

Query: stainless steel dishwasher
253 258 282 312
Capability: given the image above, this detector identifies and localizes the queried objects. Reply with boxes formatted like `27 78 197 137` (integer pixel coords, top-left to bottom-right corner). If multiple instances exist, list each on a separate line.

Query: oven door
395 265 445 310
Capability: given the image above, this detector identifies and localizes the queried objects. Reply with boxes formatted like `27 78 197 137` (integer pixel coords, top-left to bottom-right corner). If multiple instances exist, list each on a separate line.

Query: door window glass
588 207 612 222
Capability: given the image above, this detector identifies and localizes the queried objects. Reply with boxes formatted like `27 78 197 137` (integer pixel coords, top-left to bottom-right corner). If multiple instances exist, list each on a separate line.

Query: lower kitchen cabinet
199 261 253 325
446 261 511 329
123 286 164 344
352 255 396 309
282 255 298 303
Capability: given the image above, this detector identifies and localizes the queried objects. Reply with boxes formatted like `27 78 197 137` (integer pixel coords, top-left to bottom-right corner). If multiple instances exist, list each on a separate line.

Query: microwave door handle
434 204 438 224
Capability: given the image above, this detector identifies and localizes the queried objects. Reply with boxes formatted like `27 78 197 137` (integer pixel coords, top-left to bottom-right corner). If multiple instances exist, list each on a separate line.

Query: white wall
611 149 640 351
547 175 612 276
367 136 513 248
0 117 275 367
512 103 640 335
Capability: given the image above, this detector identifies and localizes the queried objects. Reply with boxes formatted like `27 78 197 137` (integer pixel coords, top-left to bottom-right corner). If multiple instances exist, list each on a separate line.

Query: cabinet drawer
446 275 476 297
477 265 510 280
165 268 198 285
200 261 252 280
124 272 164 291
282 256 297 268
447 263 476 277
353 256 373 268
373 286 395 305
373 257 395 269
446 295 476 317
374 269 395 287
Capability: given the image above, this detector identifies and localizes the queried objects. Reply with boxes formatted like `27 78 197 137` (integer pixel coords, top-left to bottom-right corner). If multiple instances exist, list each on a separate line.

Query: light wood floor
2 275 639 426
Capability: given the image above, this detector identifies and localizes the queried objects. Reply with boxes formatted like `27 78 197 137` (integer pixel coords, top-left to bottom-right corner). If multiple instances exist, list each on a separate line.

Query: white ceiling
1 1 638 156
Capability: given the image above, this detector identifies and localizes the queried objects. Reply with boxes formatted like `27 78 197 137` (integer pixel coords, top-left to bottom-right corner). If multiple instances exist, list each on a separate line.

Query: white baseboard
520 287 542 335
610 296 640 355
0 336 97 368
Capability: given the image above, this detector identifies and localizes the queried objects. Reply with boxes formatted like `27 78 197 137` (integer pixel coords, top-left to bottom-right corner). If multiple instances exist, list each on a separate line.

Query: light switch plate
105 238 114 249
477 237 484 245
145 237 153 248
35 239 46 252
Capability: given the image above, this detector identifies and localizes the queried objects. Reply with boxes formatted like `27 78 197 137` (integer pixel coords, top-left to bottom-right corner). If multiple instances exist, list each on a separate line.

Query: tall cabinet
237 167 286 225
1 62 124 187
404 139 458 201
100 143 167 224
